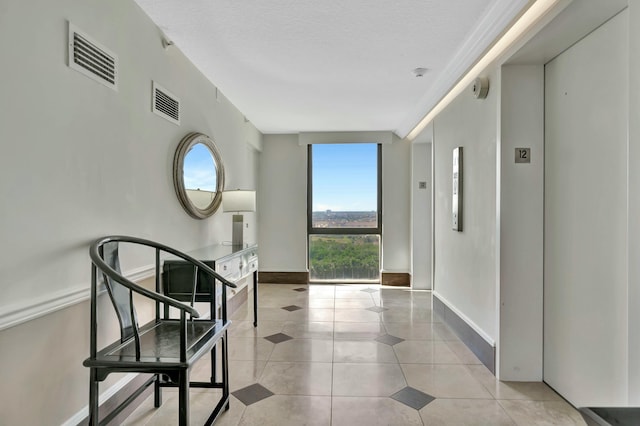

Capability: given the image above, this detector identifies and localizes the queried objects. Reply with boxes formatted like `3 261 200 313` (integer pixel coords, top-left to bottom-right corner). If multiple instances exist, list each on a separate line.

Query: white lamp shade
222 190 256 212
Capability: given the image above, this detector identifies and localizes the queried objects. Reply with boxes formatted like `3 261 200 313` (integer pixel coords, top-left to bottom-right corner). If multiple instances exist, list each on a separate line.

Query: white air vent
68 23 118 90
152 82 181 125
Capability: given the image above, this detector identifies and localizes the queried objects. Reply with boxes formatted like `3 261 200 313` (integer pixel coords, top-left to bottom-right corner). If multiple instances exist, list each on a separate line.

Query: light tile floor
123 284 587 425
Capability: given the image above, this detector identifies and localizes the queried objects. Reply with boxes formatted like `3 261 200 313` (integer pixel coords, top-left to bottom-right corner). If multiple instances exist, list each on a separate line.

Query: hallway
122 284 585 425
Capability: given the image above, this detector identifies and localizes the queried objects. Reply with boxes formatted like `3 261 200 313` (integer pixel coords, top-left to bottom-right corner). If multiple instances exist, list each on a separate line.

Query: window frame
307 143 382 235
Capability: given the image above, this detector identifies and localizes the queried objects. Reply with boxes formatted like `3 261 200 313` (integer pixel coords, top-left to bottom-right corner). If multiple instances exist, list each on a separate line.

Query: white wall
0 0 261 310
258 134 411 277
428 1 639 405
430 64 546 381
544 10 629 406
0 277 157 426
0 0 261 423
257 134 308 272
432 67 499 343
497 65 544 380
411 142 432 290
382 136 412 275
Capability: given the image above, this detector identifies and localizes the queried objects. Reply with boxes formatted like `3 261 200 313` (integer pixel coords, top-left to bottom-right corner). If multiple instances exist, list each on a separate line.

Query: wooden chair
83 235 236 425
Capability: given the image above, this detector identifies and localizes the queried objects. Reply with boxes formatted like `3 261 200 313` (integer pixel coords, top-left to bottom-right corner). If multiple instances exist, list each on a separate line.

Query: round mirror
173 132 225 219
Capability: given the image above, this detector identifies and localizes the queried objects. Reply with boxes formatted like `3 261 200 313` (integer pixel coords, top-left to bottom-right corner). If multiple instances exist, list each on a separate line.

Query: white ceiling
134 0 530 137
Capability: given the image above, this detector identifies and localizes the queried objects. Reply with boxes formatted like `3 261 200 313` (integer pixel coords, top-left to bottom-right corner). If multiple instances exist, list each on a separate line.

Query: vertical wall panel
411 141 432 290
544 10 629 406
498 65 544 381
628 1 640 405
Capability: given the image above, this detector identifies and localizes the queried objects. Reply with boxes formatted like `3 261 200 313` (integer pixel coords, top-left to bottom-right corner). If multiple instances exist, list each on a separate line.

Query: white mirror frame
173 132 225 219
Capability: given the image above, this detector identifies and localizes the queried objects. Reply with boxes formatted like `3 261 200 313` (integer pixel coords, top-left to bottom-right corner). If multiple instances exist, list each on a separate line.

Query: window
308 143 381 282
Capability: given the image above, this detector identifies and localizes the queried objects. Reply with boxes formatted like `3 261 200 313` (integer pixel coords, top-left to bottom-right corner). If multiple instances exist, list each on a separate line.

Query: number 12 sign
515 148 531 163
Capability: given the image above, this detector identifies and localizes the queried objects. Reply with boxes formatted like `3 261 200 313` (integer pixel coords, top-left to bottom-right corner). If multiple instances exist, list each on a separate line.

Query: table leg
253 270 258 327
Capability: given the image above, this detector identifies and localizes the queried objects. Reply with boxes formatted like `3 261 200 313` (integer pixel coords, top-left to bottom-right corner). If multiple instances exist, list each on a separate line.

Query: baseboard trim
381 272 410 287
579 408 612 426
579 407 640 426
259 271 309 284
433 292 496 374
63 373 150 426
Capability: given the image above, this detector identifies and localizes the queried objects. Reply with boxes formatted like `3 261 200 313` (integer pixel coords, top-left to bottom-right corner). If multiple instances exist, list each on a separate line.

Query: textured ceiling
134 0 529 136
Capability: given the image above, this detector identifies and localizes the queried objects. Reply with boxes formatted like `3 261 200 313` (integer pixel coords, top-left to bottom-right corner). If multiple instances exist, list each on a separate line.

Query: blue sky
312 143 377 212
183 142 377 209
183 143 217 191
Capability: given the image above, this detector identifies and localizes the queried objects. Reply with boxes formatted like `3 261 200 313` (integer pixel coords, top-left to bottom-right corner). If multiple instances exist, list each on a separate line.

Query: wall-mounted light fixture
222 190 256 247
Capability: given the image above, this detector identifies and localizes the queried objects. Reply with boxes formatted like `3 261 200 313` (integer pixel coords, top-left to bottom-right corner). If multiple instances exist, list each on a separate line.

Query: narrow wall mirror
173 132 225 219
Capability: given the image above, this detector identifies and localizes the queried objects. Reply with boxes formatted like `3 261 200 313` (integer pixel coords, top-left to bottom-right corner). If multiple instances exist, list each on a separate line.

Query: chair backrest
101 241 138 343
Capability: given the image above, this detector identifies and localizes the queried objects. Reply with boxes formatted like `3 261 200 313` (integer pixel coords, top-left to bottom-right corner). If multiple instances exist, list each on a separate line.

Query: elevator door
544 10 628 406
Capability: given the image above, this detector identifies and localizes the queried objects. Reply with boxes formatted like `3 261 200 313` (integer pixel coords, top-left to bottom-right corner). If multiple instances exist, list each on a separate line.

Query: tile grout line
495 399 521 426
122 284 580 425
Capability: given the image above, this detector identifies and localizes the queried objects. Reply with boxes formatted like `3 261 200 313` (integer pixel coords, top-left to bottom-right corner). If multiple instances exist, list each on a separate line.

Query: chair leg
222 331 230 411
154 374 162 407
178 370 190 426
89 369 99 426
211 345 217 384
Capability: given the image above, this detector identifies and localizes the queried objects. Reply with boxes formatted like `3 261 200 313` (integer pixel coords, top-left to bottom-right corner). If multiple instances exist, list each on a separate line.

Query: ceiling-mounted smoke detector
413 67 430 77
68 22 118 90
472 77 489 99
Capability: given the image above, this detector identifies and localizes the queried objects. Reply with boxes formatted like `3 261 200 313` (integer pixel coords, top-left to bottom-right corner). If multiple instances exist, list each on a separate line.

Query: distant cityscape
312 210 377 228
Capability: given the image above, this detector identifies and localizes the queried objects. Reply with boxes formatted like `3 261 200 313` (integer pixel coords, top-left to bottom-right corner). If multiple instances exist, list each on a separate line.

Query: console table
162 244 258 326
